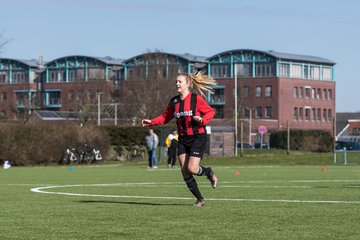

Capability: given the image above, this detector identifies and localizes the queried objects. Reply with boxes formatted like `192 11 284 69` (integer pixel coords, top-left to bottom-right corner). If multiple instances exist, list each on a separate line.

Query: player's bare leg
187 156 218 189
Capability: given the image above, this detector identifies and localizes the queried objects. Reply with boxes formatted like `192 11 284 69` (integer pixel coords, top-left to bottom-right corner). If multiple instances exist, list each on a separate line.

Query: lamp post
234 64 238 156
111 101 118 126
114 103 118 126
245 107 252 144
97 92 103 126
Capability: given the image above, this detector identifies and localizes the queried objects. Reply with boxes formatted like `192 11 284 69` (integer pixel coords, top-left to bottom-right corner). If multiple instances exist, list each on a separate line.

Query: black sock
184 176 204 201
196 166 213 177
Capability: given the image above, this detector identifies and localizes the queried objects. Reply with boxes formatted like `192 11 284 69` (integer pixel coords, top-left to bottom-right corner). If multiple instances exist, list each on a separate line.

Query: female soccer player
142 72 218 207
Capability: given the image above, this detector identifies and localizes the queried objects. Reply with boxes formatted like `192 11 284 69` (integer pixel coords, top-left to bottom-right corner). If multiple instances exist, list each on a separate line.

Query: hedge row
270 129 333 152
0 124 333 166
102 125 176 146
0 124 110 166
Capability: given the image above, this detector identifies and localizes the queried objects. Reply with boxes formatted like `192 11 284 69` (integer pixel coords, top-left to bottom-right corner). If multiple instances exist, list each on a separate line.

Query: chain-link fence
334 150 360 165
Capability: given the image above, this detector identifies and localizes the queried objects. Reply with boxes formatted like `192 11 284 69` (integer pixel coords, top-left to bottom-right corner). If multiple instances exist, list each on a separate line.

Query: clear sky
0 0 359 112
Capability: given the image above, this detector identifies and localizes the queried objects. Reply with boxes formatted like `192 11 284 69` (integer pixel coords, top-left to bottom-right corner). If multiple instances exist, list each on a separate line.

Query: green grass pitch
1 162 360 239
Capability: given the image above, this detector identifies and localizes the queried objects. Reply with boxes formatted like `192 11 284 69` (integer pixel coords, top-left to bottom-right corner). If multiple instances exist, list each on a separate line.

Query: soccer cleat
193 200 205 207
208 168 218 188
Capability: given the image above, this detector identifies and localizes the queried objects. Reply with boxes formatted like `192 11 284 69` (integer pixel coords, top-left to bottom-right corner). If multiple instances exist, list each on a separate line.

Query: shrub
270 129 333 152
102 125 175 146
0 124 110 166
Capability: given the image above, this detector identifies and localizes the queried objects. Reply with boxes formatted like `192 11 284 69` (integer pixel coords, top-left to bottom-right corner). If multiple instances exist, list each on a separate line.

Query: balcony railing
208 95 225 104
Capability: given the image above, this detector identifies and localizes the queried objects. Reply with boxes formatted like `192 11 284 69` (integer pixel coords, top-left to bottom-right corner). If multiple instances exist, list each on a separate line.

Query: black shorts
178 134 207 159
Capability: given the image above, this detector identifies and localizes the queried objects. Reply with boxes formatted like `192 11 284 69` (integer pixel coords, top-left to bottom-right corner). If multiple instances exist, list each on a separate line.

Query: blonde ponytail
179 72 217 97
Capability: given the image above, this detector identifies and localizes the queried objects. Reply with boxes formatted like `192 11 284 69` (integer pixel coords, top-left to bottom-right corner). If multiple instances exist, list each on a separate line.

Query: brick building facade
207 49 335 144
0 49 336 144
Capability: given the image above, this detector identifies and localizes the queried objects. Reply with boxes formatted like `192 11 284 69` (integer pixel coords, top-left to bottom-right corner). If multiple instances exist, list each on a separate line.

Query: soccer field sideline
1 165 360 239
28 180 360 205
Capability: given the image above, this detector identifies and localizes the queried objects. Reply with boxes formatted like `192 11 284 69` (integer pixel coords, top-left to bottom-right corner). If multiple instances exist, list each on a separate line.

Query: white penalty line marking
30 184 360 205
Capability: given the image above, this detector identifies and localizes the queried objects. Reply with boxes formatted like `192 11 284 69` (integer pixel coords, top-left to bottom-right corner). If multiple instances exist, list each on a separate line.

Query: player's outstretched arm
141 119 151 127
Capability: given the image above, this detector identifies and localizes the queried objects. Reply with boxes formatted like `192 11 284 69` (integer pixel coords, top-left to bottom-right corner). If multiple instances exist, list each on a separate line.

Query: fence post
333 116 337 164
287 121 290 154
240 121 244 157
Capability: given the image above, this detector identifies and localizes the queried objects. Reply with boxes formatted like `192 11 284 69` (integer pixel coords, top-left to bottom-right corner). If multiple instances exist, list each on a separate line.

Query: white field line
5 179 360 188
30 183 360 205
24 184 314 189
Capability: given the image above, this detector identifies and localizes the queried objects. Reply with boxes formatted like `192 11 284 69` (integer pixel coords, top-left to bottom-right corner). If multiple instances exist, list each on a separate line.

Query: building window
328 89 332 100
305 88 310 99
323 89 327 100
69 70 76 81
209 88 225 104
255 63 275 77
0 72 7 83
317 108 321 121
279 63 290 77
310 66 320 80
317 88 321 99
322 67 332 80
265 106 272 118
243 86 250 98
323 109 327 121
213 105 224 119
2 92 7 101
312 88 315 99
244 108 251 118
312 108 316 121
299 87 303 98
211 64 230 78
256 86 262 97
303 65 309 79
265 86 272 97
256 106 262 118
236 63 252 77
299 108 303 121
89 68 105 80
15 92 26 106
353 128 360 134
294 87 298 98
13 73 17 82
328 109 332 121
294 107 298 120
292 64 302 78
50 72 55 82
255 64 262 76
58 70 65 82
48 92 61 105
305 108 310 121
88 89 94 100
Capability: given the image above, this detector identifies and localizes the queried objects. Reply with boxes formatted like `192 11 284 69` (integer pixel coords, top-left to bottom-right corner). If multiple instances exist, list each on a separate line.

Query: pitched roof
208 49 335 65
336 112 360 135
0 58 41 68
123 52 207 64
267 50 335 65
177 53 207 63
45 55 124 66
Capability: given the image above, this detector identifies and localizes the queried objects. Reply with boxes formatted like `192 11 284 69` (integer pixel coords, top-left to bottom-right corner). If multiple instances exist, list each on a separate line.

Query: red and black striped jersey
149 92 215 136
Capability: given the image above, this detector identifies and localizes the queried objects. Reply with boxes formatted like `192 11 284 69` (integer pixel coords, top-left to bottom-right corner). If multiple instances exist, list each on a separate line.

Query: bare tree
66 81 109 124
120 51 178 119
0 30 10 55
122 79 174 118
